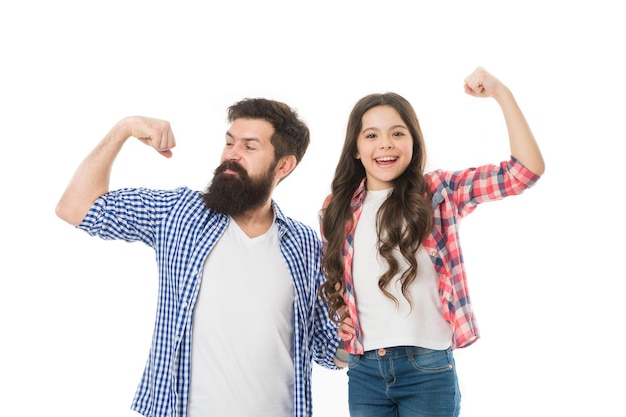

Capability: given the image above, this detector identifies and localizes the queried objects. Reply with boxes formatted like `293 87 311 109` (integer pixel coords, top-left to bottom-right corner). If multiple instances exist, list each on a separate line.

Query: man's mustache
214 160 247 177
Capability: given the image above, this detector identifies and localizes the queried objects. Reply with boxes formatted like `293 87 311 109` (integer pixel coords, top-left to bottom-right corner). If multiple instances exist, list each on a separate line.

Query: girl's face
355 105 413 191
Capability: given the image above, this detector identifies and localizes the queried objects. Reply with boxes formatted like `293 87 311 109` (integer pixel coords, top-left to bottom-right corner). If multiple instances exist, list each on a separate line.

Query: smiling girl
319 67 545 417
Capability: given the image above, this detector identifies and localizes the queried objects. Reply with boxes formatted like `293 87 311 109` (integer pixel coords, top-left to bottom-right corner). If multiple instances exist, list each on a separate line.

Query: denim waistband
357 346 448 359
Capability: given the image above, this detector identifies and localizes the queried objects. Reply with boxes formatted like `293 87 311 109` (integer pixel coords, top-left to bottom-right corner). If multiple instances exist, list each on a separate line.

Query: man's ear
274 155 297 183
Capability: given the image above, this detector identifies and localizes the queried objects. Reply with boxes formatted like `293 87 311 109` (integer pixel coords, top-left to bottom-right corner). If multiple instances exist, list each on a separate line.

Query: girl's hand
463 66 506 99
338 315 356 342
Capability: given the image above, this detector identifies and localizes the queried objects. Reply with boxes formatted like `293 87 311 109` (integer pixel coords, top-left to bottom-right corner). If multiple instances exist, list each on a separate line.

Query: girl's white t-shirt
352 189 452 351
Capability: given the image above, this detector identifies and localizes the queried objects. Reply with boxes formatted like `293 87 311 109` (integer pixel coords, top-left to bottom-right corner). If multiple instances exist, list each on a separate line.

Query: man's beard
202 160 276 216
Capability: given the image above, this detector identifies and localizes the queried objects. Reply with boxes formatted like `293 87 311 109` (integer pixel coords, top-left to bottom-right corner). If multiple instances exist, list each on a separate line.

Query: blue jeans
347 346 461 417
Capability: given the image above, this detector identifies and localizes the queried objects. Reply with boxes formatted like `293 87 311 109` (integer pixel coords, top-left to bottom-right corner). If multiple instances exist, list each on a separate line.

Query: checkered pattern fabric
79 186 339 417
321 157 540 354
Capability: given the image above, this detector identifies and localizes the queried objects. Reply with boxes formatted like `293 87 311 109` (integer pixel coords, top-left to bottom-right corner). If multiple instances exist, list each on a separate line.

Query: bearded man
55 98 345 417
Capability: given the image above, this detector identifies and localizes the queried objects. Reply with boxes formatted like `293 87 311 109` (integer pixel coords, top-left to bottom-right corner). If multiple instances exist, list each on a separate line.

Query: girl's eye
392 131 404 137
365 133 376 139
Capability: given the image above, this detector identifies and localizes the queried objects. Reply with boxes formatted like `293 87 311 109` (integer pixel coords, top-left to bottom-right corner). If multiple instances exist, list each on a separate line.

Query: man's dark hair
227 98 310 164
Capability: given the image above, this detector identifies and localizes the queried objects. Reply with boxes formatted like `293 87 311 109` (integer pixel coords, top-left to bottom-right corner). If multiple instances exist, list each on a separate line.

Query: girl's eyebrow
362 124 408 132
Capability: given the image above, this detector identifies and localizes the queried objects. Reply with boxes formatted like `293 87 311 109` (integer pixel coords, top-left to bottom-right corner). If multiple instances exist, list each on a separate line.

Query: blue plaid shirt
78 186 340 417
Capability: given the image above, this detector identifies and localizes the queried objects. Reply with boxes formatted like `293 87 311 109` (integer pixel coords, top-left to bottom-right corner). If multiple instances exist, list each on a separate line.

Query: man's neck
231 200 274 238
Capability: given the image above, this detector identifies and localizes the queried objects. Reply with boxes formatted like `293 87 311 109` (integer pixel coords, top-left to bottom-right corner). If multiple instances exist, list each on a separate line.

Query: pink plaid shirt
321 157 541 354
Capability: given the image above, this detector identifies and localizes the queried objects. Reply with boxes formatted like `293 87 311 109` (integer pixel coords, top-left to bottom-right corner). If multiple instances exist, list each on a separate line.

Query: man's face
220 118 278 180
202 118 278 215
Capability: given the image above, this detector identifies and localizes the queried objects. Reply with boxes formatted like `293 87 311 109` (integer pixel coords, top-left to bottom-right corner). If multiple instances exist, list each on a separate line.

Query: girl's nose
380 136 394 149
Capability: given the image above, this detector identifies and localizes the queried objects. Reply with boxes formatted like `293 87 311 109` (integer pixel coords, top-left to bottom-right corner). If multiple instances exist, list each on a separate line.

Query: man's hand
119 116 177 158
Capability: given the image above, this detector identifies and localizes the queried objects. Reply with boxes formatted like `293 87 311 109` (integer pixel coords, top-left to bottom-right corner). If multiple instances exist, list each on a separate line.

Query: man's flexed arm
55 116 176 226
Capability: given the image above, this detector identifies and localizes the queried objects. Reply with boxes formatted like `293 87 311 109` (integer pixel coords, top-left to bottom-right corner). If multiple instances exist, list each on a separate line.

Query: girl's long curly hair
319 93 433 323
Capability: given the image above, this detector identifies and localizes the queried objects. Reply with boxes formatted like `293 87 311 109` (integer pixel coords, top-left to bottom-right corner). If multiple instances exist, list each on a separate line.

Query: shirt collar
269 200 284 221
350 178 367 208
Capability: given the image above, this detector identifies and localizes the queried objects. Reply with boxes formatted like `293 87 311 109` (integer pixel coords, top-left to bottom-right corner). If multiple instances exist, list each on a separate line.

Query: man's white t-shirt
188 219 295 417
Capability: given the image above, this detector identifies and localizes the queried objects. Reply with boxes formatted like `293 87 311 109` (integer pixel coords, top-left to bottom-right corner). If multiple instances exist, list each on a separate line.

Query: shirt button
182 302 188 308
377 348 387 356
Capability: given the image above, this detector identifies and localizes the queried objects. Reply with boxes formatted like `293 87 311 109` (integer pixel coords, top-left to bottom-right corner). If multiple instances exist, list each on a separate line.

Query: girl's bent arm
464 67 545 176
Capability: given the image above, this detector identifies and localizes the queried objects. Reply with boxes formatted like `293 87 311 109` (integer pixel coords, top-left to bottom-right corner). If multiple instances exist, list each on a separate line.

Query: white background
1 1 624 416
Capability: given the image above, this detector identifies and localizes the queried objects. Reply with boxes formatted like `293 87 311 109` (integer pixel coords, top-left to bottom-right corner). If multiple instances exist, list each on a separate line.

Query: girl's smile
355 105 413 191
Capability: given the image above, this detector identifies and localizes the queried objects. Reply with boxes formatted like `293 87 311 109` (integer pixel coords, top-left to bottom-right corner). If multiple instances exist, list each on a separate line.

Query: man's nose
224 143 243 160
